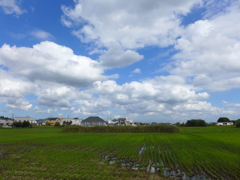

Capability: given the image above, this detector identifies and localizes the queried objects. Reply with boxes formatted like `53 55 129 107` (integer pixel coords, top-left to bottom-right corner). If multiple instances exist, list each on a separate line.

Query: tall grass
62 124 180 133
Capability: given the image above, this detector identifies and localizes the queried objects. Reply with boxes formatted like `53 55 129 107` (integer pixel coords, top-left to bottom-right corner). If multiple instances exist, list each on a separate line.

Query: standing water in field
0 150 9 160
138 144 146 155
99 144 218 180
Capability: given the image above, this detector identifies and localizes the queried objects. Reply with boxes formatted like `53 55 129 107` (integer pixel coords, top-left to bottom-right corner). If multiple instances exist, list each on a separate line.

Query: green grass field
0 126 239 180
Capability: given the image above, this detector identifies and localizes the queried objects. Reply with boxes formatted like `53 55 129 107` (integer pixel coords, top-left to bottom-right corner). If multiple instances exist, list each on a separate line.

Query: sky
0 0 240 122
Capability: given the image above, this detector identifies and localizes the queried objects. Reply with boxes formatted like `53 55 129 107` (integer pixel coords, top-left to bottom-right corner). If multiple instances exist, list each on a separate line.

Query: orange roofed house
45 117 63 126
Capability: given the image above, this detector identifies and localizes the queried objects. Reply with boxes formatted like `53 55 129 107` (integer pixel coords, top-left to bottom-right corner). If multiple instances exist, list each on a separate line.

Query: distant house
6 119 14 125
0 119 6 126
108 118 133 126
134 122 141 126
108 119 119 125
216 122 233 126
60 119 72 125
118 118 126 125
60 118 82 125
45 117 62 126
81 116 106 126
71 118 82 125
36 119 46 126
125 120 134 125
14 117 37 126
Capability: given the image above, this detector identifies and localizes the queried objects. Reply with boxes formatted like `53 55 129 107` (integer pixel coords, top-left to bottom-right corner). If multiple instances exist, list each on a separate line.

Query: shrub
62 124 180 133
45 122 51 126
12 121 31 128
217 117 230 122
12 121 22 127
236 123 240 128
22 121 30 127
234 119 240 125
54 122 60 126
185 119 207 127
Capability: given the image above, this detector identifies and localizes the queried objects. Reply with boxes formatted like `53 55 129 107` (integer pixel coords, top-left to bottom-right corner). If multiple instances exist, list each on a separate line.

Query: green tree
22 121 29 127
45 122 51 126
12 121 31 128
54 122 60 126
186 119 207 127
12 121 22 127
234 119 240 124
217 117 230 122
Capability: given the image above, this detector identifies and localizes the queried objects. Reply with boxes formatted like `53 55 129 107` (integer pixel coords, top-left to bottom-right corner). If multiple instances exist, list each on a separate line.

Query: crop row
0 143 163 180
0 127 239 179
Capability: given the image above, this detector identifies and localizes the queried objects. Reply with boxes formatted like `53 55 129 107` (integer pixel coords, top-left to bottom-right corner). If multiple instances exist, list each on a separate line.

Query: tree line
177 117 240 127
12 121 32 128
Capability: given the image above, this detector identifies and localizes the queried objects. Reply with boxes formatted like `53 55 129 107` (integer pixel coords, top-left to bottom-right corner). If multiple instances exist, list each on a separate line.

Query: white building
108 119 119 125
14 117 37 125
60 118 82 125
0 119 6 126
125 120 134 125
216 122 233 126
108 118 134 126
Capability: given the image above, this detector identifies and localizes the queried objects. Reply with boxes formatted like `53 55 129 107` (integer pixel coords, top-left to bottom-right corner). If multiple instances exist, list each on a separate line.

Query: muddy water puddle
99 145 217 180
0 150 9 160
139 144 146 155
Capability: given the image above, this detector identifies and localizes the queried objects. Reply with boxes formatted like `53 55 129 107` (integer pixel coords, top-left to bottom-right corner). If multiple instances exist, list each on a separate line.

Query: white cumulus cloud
61 0 202 67
172 2 240 91
6 98 32 111
132 68 141 74
30 30 54 40
0 0 26 15
0 41 106 88
99 42 143 68
37 86 79 107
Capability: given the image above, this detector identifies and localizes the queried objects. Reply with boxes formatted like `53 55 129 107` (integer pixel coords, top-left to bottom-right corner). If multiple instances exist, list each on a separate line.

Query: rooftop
82 116 105 123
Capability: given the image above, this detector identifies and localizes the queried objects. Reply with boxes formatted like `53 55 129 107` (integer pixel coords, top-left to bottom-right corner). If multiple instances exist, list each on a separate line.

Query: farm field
0 126 239 180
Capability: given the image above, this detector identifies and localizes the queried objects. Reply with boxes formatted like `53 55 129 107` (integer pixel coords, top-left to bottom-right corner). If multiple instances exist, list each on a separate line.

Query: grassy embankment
0 126 239 180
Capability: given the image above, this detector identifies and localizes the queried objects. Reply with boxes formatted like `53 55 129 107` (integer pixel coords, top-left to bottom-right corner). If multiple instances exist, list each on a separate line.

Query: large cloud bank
1 0 240 121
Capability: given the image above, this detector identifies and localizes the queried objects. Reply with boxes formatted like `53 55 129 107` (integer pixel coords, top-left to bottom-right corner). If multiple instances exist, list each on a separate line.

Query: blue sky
0 0 240 122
